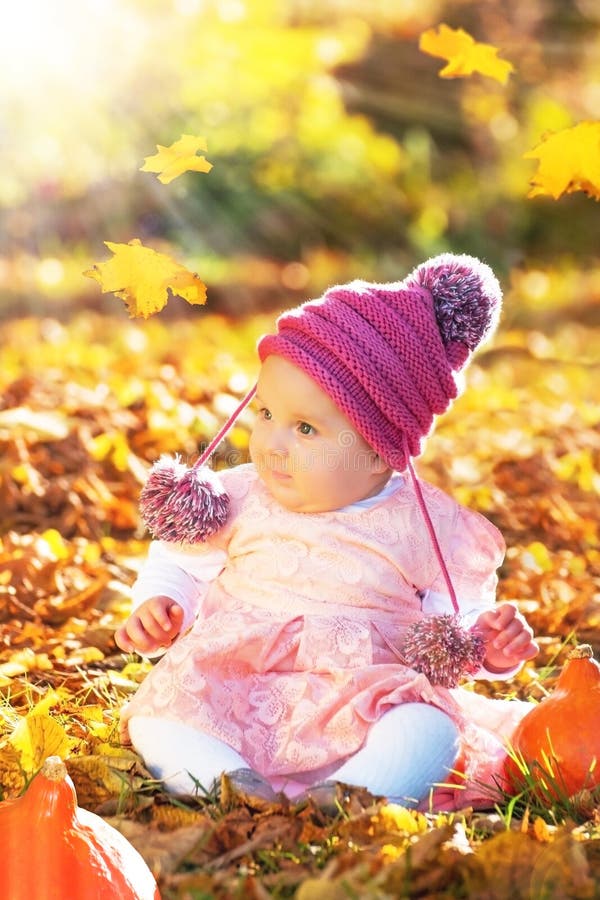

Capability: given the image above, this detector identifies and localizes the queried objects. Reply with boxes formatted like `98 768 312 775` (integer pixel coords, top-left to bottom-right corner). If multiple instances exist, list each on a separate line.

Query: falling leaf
419 24 514 84
140 134 213 184
524 121 600 200
84 239 207 318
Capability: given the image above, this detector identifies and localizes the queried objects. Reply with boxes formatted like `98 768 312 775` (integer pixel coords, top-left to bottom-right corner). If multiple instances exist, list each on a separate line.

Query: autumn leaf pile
0 288 598 896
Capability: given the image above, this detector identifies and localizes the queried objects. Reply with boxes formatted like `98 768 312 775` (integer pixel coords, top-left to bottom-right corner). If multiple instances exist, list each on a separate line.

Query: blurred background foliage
0 0 599 327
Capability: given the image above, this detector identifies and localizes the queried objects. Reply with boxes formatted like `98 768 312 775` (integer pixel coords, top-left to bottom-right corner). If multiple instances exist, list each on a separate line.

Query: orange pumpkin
506 644 600 798
0 756 161 900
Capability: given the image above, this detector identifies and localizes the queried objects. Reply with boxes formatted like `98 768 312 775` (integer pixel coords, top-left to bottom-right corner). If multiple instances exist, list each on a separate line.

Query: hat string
403 435 459 616
193 384 257 469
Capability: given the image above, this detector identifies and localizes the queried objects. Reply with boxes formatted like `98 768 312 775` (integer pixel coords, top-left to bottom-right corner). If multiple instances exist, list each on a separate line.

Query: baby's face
249 355 390 513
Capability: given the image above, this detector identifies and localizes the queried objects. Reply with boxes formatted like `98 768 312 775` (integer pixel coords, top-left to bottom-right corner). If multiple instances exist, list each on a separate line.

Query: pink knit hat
257 252 501 471
140 252 501 543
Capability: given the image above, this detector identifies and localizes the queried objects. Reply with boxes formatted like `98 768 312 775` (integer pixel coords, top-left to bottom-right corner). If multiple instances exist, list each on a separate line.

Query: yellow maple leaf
523 121 600 200
419 24 514 84
84 239 207 318
9 713 71 773
140 134 213 184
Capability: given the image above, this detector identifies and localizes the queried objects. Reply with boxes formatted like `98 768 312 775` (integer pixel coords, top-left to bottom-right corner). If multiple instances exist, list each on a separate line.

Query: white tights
128 702 459 805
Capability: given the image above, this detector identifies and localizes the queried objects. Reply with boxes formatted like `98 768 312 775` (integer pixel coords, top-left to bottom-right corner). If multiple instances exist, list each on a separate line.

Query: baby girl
116 253 537 809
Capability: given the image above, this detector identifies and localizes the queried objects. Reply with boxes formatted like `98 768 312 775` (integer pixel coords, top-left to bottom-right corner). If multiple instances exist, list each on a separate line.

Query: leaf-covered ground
1 302 599 898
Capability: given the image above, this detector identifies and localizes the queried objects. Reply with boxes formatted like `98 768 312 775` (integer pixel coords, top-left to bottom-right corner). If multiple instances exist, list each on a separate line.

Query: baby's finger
147 597 177 631
168 603 184 624
492 603 518 630
490 617 521 648
124 616 161 653
139 609 175 642
114 625 135 653
498 628 538 661
474 604 514 634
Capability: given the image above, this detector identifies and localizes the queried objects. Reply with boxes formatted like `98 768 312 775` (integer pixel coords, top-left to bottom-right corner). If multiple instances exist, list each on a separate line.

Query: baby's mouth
269 468 292 481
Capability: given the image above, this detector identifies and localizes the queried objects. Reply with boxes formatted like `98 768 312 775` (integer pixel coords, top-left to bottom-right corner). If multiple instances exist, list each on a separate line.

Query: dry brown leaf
296 879 355 900
105 817 207 876
0 742 26 798
529 833 596 898
460 828 596 899
65 751 151 810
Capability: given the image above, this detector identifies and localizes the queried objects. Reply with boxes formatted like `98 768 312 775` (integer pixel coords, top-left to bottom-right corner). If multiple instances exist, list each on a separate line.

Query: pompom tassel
401 614 486 688
140 455 230 543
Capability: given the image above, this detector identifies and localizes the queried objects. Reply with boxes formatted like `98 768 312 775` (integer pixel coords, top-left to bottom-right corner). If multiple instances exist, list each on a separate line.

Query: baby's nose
264 425 289 456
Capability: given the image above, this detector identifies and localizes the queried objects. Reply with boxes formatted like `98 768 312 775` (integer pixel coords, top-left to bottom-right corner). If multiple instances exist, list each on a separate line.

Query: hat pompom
408 253 502 353
401 613 486 688
140 455 230 543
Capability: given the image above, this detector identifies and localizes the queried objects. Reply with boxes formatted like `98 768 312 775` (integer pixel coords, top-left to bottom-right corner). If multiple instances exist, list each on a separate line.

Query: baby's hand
473 603 539 674
114 596 184 655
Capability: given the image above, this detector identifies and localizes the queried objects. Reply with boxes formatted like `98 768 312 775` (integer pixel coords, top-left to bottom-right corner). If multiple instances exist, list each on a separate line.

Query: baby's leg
128 715 248 795
329 702 459 806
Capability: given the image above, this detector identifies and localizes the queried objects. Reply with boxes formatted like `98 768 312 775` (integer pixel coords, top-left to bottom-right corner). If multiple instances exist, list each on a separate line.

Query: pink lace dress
121 464 530 807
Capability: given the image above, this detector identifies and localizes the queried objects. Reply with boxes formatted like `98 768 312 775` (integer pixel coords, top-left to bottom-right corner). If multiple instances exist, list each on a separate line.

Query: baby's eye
258 407 272 420
298 421 315 436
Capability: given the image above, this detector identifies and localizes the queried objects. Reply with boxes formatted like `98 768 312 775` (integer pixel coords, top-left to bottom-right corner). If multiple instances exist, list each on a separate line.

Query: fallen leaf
419 24 514 84
381 825 458 895
376 802 429 836
106 817 206 875
34 571 111 625
40 528 70 561
140 133 213 184
296 879 353 900
524 121 600 200
9 713 71 773
530 833 596 898
150 802 209 830
65 751 151 809
0 650 54 677
0 742 26 798
84 239 207 318
461 830 544 897
0 407 70 440
533 815 555 843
